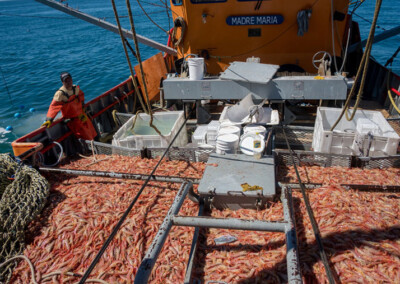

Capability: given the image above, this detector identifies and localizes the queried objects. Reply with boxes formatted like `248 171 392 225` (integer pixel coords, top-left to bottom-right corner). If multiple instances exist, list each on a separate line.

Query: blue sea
0 0 399 153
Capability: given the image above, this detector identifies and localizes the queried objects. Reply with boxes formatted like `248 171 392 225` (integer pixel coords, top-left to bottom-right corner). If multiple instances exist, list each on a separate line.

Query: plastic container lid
244 125 266 135
217 134 239 143
239 132 265 156
218 125 241 137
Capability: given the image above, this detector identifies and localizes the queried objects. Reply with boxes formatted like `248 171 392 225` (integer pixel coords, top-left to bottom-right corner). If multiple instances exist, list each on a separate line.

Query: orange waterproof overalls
46 85 97 140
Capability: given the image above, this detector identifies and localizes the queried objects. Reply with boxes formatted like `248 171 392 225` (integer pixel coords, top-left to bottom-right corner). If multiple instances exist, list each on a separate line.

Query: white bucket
188 58 204 80
218 125 241 137
216 134 239 154
239 132 265 156
244 125 266 136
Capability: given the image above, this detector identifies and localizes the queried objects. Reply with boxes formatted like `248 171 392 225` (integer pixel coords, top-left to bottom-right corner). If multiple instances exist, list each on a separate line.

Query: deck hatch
198 153 276 209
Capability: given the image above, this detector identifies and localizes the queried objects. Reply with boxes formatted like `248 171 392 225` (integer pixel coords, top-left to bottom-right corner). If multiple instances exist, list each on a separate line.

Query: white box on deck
192 125 208 146
312 107 400 156
112 111 187 150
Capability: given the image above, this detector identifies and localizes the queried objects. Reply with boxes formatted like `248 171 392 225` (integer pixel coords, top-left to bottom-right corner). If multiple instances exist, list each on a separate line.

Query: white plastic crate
312 107 400 156
112 111 188 149
192 125 208 146
207 120 220 145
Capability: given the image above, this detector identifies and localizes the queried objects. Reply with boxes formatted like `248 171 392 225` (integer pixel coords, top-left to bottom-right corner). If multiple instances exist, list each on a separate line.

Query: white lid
239 133 265 156
244 125 266 133
217 134 239 143
219 126 241 136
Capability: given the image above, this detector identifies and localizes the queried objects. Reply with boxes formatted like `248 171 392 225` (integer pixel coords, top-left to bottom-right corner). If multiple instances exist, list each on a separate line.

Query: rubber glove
41 120 52 128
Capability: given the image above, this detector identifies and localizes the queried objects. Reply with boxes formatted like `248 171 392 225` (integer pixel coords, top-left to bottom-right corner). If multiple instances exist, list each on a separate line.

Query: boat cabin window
190 0 226 3
172 0 183 5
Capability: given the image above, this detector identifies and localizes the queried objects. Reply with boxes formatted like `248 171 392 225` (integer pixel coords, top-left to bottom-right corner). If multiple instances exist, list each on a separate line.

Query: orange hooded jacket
46 85 97 140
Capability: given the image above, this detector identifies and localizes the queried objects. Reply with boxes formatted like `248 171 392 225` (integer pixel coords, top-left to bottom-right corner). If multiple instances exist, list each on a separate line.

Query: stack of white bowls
216 134 239 154
218 125 241 137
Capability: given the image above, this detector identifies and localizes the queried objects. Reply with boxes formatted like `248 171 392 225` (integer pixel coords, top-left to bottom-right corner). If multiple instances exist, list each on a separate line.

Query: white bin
192 125 208 146
112 111 188 150
312 107 399 156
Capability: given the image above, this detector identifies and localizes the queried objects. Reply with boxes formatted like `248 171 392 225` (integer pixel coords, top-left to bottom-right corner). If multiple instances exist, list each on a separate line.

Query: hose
36 141 63 167
330 0 382 131
387 70 400 114
0 255 108 284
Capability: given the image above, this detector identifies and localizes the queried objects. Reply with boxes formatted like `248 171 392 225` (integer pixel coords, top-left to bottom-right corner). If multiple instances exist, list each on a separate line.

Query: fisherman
41 72 97 141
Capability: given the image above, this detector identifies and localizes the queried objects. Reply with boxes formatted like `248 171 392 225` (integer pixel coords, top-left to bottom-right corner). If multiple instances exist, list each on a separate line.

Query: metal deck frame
134 183 302 283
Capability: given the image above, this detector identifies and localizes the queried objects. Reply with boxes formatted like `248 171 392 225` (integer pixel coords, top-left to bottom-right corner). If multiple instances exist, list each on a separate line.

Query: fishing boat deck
6 152 400 283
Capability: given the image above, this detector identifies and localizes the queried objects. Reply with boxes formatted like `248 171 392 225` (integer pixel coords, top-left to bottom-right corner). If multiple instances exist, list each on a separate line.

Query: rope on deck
0 154 49 283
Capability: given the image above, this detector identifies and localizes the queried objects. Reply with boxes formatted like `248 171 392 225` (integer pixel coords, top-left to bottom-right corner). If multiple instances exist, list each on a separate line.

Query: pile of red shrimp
278 165 400 185
9 155 400 283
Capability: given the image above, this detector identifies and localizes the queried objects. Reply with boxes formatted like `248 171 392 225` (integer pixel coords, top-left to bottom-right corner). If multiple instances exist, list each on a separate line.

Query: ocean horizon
1 0 399 154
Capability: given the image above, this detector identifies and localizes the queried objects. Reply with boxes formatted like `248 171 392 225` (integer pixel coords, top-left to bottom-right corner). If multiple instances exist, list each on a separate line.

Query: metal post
39 167 200 184
184 202 204 284
172 216 287 232
134 181 193 284
282 187 302 284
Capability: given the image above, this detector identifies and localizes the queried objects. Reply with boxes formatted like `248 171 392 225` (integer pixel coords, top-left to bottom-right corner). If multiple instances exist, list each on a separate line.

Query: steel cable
78 105 194 284
126 0 163 137
110 0 148 114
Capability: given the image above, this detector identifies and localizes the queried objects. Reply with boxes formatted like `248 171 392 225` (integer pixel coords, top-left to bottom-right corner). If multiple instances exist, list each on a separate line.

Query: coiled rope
172 17 186 47
0 154 49 283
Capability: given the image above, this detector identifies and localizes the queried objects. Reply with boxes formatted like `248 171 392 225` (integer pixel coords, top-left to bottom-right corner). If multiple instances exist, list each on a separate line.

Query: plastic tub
112 111 188 150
